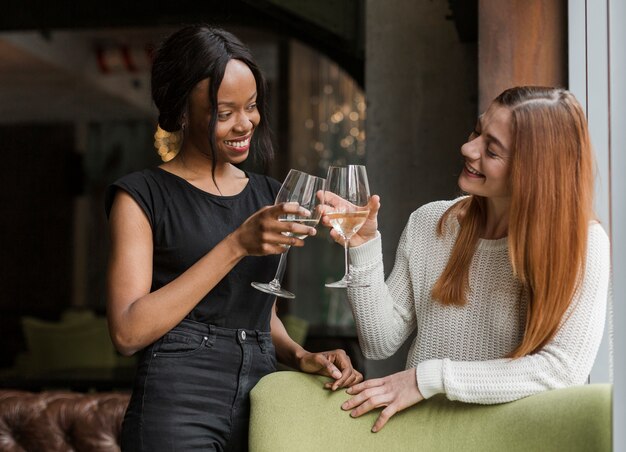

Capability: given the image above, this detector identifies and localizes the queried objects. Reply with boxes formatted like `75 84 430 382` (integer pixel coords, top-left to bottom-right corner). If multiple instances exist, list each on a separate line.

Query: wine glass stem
343 238 351 282
269 246 291 290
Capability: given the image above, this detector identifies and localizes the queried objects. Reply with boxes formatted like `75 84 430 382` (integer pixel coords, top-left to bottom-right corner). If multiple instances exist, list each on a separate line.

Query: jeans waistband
171 318 272 346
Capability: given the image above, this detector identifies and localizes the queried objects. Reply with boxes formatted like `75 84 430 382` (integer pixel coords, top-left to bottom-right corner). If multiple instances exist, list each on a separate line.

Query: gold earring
154 124 182 162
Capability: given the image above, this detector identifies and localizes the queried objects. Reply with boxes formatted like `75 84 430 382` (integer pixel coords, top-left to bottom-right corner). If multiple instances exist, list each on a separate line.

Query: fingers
320 190 344 207
329 368 352 391
320 194 380 247
372 406 396 433
270 203 318 239
340 381 396 432
329 351 357 390
325 369 363 390
343 390 397 433
341 369 423 432
319 223 346 245
346 377 382 395
258 232 304 251
320 191 362 217
277 202 311 217
368 195 381 219
343 389 387 417
317 350 362 391
253 205 316 249
240 203 319 256
322 357 343 380
281 221 317 240
273 202 315 220
322 191 380 212
339 368 364 387
307 352 342 380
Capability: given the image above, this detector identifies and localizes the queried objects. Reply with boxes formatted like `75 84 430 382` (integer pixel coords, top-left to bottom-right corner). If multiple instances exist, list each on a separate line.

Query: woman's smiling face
458 102 513 201
186 58 260 165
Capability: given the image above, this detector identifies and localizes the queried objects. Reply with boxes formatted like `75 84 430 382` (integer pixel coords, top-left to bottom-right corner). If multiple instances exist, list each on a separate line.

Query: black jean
121 319 276 451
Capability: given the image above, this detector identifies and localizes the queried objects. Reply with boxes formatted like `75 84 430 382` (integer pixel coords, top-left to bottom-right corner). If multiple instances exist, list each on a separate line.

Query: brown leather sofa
0 390 129 451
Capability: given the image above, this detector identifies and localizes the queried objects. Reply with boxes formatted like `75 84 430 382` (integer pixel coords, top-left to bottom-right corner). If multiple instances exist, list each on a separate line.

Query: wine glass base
251 282 296 299
325 279 370 289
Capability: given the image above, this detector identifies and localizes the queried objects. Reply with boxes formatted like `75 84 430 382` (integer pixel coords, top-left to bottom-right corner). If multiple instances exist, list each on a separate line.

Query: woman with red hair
326 86 611 432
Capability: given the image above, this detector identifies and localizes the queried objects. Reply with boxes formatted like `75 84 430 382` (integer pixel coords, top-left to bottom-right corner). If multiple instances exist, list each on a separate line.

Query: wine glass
324 165 370 289
251 169 325 299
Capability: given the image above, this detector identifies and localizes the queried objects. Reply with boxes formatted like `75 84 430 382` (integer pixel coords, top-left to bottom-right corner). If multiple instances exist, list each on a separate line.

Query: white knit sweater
347 198 610 404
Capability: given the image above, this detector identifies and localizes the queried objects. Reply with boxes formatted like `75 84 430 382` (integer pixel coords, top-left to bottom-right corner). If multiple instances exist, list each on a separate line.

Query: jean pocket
153 331 208 358
262 342 277 370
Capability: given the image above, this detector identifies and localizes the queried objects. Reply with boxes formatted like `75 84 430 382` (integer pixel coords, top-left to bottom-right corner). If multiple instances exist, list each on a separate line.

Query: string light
310 92 366 168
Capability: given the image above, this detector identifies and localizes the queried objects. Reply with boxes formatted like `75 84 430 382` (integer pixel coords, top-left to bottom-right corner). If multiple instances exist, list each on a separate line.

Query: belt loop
257 330 267 353
206 325 216 348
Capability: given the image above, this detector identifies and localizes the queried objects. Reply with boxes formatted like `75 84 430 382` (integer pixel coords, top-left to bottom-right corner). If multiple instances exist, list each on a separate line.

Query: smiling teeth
224 138 250 148
466 164 483 176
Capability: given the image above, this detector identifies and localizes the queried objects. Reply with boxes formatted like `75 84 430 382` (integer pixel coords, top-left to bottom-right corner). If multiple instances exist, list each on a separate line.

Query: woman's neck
176 146 221 176
163 150 246 196
482 197 510 240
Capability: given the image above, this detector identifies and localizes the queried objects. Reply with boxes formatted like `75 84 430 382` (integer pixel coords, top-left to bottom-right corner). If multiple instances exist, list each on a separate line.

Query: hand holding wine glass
324 194 381 248
251 169 325 299
323 165 371 289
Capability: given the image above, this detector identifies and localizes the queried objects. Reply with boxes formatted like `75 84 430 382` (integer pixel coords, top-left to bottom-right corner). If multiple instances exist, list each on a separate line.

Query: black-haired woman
105 25 362 451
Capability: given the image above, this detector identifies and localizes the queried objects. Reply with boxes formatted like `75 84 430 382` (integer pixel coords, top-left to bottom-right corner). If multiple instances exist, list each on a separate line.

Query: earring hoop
154 124 182 162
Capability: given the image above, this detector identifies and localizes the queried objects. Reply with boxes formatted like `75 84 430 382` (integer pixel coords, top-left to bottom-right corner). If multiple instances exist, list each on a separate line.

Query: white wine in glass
324 165 370 289
251 169 325 299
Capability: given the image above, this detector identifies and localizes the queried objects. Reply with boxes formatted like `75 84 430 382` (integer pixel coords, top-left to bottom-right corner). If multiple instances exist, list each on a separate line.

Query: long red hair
431 86 595 358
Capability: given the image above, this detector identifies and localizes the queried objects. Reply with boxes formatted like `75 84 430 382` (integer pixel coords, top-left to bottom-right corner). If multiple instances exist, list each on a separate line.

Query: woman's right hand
229 202 317 256
322 194 381 248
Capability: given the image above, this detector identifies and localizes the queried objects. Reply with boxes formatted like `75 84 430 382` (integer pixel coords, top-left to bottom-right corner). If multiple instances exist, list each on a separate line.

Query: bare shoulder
108 191 152 239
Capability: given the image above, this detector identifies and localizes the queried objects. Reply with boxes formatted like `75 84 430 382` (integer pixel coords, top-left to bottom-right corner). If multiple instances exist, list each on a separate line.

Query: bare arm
270 303 363 389
106 191 315 356
270 304 307 369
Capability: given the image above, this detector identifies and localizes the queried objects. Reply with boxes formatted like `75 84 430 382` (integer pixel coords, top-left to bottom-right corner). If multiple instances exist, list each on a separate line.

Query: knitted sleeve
346 212 420 359
417 223 611 404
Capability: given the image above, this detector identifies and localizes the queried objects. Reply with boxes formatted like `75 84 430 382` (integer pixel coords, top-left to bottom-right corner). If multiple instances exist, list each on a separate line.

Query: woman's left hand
297 349 363 390
342 368 424 432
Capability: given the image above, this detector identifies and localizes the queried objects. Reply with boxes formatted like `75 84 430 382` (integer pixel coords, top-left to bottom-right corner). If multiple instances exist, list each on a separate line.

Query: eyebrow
217 92 257 107
478 116 509 153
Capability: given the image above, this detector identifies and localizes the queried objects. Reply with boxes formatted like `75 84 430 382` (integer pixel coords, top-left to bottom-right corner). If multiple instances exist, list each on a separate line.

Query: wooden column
478 0 567 111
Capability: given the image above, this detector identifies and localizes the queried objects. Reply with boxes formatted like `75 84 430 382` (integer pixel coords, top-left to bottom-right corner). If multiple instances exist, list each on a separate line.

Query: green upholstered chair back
20 312 118 373
279 315 309 346
249 371 611 452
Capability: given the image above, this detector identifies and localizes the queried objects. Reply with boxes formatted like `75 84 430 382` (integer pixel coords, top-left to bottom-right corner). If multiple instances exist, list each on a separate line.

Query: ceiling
0 28 163 123
0 26 280 124
0 1 371 126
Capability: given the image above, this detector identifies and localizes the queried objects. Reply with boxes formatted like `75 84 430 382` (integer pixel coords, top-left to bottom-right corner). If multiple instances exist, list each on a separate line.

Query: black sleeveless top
105 167 281 331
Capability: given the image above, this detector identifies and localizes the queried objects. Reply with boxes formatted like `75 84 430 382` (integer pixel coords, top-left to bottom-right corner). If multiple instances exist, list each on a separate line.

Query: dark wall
0 124 75 367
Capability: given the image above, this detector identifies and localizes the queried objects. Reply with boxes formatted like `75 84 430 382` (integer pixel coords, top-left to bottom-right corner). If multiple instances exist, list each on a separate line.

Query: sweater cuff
416 360 445 399
349 231 382 267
